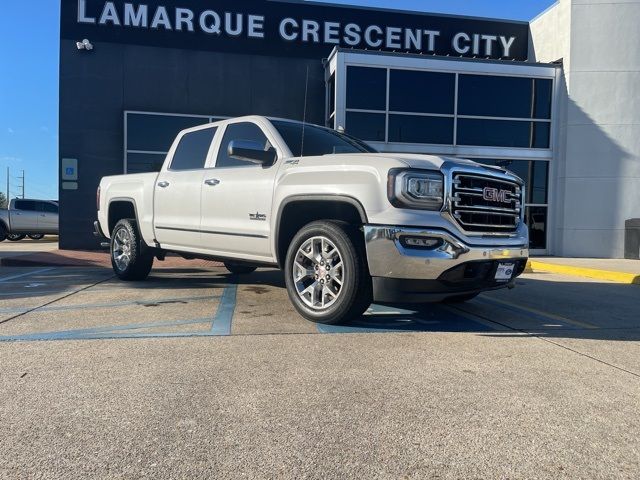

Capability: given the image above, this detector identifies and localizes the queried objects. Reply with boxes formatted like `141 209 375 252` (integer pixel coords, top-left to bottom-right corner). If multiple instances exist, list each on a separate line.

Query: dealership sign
62 0 529 60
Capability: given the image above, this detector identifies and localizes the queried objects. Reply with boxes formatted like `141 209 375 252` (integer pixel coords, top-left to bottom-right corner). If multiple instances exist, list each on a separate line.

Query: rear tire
28 234 45 240
224 262 257 275
110 219 154 281
7 234 26 241
284 220 372 325
0 224 6 242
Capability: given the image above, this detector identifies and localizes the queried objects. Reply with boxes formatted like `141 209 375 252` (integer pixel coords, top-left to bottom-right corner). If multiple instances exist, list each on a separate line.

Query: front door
37 201 59 234
153 125 218 249
200 121 279 259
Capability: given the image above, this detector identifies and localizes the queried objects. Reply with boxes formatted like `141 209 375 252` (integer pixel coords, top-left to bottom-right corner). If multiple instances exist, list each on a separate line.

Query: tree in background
0 191 7 209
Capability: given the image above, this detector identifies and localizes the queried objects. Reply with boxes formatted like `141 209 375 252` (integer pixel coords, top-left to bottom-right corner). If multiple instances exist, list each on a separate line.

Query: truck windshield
271 120 377 158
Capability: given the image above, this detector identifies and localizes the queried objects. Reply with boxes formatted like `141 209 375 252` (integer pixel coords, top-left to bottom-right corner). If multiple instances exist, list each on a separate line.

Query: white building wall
530 0 640 258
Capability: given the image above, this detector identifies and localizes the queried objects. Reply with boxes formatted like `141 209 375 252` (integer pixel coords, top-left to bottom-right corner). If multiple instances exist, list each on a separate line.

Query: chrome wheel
112 227 132 271
293 236 344 310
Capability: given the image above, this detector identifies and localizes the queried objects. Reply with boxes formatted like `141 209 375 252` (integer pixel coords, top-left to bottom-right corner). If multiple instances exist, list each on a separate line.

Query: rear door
37 201 59 234
153 125 218 249
10 200 39 232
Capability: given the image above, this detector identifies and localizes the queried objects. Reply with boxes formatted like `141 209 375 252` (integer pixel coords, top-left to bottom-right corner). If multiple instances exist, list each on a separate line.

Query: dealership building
59 0 640 258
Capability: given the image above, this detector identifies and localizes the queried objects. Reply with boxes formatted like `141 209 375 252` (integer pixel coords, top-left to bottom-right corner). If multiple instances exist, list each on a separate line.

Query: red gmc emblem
483 187 511 204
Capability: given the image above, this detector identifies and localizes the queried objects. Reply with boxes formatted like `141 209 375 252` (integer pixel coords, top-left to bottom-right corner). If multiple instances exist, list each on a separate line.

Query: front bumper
364 225 528 303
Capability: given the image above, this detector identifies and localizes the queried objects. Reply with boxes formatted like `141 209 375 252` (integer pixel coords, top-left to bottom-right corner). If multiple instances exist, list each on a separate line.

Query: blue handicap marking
317 303 496 334
65 167 75 175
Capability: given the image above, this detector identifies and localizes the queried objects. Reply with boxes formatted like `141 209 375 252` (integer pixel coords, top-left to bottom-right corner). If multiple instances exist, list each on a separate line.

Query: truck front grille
451 173 522 233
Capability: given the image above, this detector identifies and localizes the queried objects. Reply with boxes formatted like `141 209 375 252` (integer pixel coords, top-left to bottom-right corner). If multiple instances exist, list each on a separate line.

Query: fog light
400 236 443 249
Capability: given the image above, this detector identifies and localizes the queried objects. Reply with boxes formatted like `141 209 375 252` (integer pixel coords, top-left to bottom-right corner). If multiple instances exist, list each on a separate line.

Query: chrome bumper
364 225 528 280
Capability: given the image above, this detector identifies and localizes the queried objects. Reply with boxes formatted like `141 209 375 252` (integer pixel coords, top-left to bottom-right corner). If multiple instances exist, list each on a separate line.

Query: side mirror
228 140 277 166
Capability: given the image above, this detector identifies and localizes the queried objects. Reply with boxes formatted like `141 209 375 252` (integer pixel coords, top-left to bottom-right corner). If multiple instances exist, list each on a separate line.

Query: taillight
96 186 101 211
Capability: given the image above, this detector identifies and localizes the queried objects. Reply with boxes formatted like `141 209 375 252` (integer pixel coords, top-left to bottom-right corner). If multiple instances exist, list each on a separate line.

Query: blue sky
0 0 555 201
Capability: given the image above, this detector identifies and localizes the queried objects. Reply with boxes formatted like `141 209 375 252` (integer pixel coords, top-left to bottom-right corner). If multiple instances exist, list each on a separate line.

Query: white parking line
0 267 57 284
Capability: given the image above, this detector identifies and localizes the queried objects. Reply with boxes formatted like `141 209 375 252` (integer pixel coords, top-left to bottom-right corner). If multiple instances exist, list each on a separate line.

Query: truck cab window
216 122 271 168
170 127 217 171
14 200 37 211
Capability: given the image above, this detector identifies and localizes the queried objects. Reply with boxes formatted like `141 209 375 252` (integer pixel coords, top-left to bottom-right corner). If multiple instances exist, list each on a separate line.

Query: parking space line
476 297 599 330
317 303 498 334
0 267 57 283
210 284 237 336
0 294 219 314
0 318 214 342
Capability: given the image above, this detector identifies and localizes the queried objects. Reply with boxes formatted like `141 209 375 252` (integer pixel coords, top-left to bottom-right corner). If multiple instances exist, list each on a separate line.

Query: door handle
157 181 170 188
204 179 221 186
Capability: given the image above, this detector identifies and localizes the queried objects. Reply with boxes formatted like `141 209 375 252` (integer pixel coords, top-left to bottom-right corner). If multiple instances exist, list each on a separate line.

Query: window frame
166 125 219 172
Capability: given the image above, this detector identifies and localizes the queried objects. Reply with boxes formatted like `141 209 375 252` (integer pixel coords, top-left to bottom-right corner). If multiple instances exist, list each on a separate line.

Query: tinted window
526 206 547 249
14 200 37 211
345 112 386 142
39 202 58 213
389 115 454 144
127 114 210 152
533 79 553 119
170 127 217 171
272 121 376 157
457 119 550 148
346 66 387 111
458 75 536 118
127 153 167 174
389 70 455 114
216 123 271 168
328 73 336 118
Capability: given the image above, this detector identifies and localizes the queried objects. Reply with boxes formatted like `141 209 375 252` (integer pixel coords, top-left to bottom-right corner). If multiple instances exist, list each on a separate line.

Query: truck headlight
388 169 444 210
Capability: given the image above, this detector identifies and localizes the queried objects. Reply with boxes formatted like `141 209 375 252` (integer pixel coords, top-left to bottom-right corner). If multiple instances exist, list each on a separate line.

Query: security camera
76 39 93 51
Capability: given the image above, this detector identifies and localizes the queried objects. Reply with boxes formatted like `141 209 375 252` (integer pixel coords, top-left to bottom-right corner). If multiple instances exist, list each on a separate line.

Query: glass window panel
216 122 271 168
389 70 455 114
530 161 549 204
170 127 217 171
127 114 209 152
458 75 534 118
127 153 167 173
526 206 547 250
388 115 454 145
14 200 37 211
328 74 336 118
457 119 550 148
533 79 553 120
346 112 386 142
273 121 376 157
346 66 387 111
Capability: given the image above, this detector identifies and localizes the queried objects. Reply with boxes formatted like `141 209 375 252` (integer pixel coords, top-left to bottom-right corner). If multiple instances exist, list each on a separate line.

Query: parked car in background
96 116 529 324
0 199 59 242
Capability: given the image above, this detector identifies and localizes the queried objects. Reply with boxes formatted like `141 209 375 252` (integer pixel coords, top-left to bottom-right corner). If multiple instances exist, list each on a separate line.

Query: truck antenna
300 66 309 157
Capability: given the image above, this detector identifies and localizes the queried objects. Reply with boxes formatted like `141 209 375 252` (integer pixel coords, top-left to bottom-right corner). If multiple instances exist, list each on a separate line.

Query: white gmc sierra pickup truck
96 116 528 324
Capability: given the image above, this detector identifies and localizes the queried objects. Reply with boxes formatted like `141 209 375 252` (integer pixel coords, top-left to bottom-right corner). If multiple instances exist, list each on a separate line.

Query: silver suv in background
0 199 59 242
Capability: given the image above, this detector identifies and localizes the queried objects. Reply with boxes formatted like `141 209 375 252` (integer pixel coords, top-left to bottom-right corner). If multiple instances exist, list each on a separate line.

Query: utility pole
18 170 25 199
5 167 9 208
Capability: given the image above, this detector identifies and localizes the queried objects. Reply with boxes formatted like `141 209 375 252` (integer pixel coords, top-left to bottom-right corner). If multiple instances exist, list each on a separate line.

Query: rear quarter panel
99 173 158 243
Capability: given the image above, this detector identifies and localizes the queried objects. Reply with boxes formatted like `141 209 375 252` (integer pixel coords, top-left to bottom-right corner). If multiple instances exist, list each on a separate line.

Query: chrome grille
451 173 522 233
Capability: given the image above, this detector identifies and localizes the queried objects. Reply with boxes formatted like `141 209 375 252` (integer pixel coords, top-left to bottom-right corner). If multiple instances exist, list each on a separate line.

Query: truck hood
365 153 481 170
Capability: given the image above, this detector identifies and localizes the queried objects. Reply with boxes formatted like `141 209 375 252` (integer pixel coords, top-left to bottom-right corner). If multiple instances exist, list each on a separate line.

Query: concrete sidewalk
529 257 640 285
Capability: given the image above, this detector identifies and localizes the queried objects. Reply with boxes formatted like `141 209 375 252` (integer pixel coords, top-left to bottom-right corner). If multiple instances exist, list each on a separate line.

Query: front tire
224 262 257 275
7 234 26 241
110 219 154 281
0 224 6 242
284 220 372 324
28 234 45 240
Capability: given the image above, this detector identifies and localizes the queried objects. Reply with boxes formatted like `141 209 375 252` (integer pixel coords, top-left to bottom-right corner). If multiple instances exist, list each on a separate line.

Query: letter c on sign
279 18 299 41
365 25 383 48
452 32 471 54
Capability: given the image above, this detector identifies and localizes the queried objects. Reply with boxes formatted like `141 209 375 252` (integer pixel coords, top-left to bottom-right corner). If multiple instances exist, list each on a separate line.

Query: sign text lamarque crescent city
71 0 525 59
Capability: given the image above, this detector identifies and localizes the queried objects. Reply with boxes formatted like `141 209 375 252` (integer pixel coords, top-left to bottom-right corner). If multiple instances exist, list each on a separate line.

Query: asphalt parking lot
0 264 639 478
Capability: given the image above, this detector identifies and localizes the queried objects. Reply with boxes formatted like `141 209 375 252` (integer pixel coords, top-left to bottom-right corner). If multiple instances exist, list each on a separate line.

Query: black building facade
60 0 555 251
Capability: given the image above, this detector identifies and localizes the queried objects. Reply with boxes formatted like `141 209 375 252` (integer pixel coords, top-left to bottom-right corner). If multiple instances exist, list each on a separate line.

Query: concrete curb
527 260 640 285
